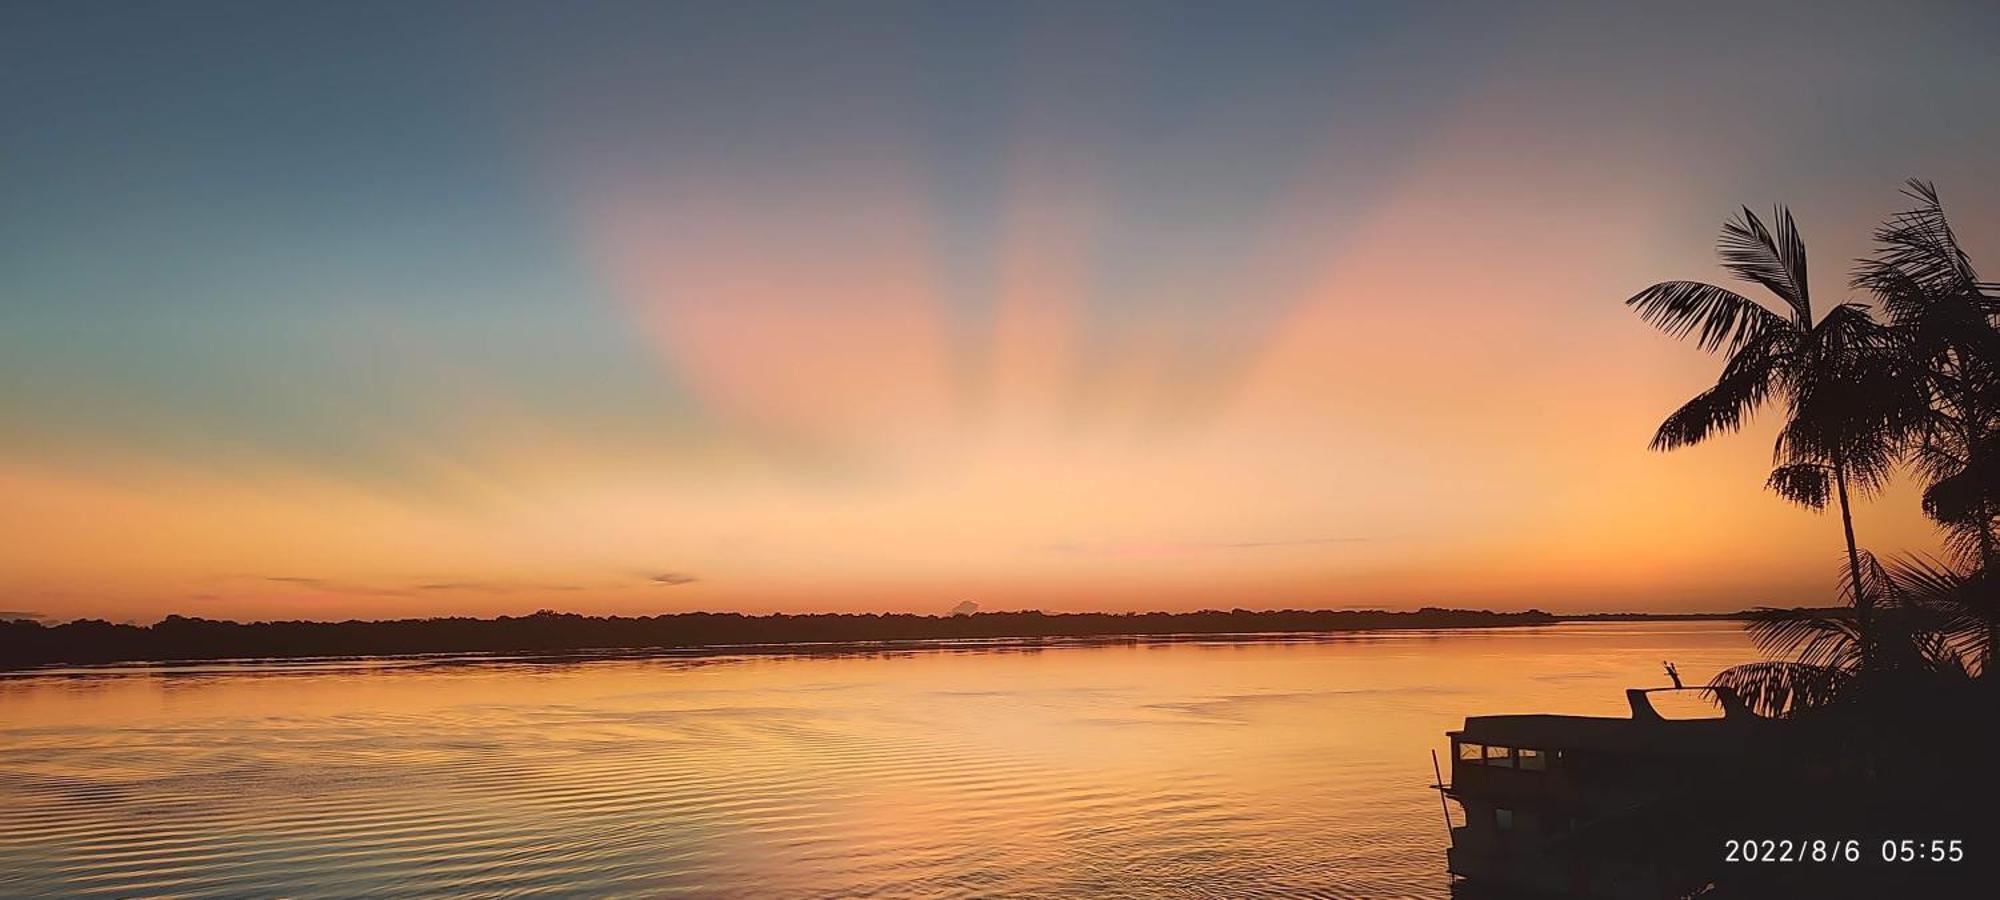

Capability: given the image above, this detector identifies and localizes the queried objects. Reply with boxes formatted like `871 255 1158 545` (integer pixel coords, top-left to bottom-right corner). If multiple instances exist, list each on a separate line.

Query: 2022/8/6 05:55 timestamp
1725 838 1966 863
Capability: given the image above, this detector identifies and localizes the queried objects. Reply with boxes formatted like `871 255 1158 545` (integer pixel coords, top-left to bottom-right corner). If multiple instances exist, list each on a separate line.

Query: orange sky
4 3 1998 622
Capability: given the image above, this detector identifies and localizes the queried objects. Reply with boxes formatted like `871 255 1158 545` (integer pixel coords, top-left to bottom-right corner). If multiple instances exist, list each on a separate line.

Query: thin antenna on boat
1429 749 1452 835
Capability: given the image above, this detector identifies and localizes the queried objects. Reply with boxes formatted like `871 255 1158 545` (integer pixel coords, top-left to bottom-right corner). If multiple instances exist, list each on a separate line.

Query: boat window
1484 744 1514 767
1495 808 1514 830
1517 748 1546 771
1457 741 1484 763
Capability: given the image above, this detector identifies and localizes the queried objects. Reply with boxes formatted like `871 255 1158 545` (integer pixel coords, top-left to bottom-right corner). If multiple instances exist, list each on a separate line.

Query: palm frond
1934 524 1991 571
1855 180 1999 380
1920 468 1988 525
1907 439 1969 485
1650 342 1784 450
1719 207 1811 321
1881 555 1996 673
1708 661 1849 718
1627 280 1789 355
1811 302 1898 354
1871 264 1994 357
1741 605 1864 670
1764 463 1830 510
1854 179 1982 303
1839 550 1891 612
1769 407 1901 501
1839 439 1902 498
1764 313 1911 499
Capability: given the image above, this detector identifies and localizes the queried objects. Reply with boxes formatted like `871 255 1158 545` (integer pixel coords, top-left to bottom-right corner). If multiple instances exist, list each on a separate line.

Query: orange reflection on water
0 622 1755 897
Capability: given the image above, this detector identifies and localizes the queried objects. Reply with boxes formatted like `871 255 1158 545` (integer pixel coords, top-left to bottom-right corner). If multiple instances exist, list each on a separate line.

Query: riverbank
0 606 1754 669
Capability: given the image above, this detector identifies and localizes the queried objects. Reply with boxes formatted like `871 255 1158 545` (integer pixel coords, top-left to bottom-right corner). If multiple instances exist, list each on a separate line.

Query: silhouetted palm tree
1629 207 1903 663
1855 180 2000 672
1868 555 1993 676
1710 553 1975 717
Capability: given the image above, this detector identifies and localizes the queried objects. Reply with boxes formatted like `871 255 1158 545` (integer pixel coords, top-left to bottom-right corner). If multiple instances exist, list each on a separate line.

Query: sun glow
3 3 1992 622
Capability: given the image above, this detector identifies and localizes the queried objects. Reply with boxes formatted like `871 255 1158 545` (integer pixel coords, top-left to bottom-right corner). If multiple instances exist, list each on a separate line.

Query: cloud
650 572 699 586
253 576 592 597
0 610 48 622
414 581 589 593
263 576 411 597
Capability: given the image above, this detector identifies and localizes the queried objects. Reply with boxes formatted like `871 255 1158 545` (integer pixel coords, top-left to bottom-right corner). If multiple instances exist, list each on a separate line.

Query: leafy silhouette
1630 206 1906 662
1709 553 1974 716
1855 179 2000 671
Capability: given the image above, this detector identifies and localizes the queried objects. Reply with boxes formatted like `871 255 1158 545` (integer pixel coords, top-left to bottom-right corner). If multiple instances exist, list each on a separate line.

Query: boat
1438 672 1778 898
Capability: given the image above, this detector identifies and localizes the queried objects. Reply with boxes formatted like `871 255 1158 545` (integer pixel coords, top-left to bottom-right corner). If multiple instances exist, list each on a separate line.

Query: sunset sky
5 2 2000 622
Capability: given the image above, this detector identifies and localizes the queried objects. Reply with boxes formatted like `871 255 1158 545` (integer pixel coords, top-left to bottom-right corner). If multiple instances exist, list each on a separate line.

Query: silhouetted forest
0 607 1561 669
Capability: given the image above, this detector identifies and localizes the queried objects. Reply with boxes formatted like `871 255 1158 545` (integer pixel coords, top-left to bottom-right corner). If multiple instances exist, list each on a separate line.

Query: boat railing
1625 685 1751 721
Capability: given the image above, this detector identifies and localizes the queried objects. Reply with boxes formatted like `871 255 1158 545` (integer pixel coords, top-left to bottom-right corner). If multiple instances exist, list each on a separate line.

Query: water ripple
0 622 1760 897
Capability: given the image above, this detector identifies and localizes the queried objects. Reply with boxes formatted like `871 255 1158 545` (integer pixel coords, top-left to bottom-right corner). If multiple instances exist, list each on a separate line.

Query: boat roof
1450 712 1764 756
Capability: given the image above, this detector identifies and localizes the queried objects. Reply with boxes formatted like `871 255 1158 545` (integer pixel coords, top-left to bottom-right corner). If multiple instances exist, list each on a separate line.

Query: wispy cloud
650 572 699 586
414 581 589 593
264 576 412 597
258 576 592 597
0 610 48 622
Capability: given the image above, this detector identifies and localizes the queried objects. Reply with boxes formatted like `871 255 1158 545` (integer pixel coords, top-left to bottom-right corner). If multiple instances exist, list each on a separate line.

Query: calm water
0 621 1755 898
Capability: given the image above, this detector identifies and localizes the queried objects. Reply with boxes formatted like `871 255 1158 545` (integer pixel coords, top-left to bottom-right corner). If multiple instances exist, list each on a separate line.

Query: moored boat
1440 679 1774 898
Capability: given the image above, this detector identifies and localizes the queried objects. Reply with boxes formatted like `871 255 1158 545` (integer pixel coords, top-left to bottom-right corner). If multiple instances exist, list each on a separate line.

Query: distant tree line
0 607 1561 669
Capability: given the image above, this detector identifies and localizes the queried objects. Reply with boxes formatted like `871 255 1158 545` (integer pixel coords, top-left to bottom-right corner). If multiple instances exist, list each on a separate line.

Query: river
0 621 1756 897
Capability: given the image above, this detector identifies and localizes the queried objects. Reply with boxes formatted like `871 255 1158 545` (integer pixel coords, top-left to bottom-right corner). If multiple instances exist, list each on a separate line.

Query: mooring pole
1430 748 1452 836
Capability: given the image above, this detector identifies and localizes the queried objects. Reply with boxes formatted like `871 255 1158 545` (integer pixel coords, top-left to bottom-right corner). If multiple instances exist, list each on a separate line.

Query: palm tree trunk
1833 456 1871 670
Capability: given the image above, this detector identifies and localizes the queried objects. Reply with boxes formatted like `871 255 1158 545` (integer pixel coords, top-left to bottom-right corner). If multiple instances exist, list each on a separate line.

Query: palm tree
1867 555 1993 677
1855 180 2000 673
1629 207 1903 663
1710 553 1977 717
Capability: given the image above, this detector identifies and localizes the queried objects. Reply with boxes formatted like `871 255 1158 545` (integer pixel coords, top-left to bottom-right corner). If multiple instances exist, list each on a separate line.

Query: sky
4 1 2000 622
